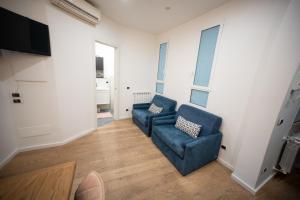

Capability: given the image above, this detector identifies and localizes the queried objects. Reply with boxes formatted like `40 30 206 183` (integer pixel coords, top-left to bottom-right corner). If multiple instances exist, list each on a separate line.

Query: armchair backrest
151 95 177 113
176 104 222 136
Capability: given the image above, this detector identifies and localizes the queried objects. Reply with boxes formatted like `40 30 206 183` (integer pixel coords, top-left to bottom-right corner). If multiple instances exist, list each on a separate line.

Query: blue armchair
132 95 177 136
151 104 222 175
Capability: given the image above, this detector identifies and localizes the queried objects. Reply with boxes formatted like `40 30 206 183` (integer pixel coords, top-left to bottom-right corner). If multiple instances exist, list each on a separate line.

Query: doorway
95 42 116 127
257 66 300 187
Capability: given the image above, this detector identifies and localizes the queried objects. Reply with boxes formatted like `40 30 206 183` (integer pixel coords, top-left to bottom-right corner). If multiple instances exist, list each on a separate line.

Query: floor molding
19 141 65 152
118 116 131 120
217 158 234 171
62 128 96 145
254 172 276 193
0 128 95 169
0 149 19 169
231 173 256 195
231 172 276 195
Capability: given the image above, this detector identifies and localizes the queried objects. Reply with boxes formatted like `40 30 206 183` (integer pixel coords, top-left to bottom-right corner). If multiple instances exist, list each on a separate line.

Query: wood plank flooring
0 161 76 200
0 119 299 200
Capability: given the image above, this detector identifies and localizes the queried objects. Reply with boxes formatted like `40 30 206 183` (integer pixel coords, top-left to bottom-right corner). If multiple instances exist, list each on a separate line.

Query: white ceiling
88 0 229 34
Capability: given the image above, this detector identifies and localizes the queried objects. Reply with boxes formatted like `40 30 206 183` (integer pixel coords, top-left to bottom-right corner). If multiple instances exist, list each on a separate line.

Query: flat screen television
0 7 51 56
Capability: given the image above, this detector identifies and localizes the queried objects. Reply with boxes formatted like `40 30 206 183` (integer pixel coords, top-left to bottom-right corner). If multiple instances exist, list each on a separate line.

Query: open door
95 42 117 127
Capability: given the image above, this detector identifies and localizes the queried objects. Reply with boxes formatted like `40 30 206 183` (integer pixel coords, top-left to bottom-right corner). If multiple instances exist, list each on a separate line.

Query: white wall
0 0 156 164
233 0 300 191
156 0 291 170
0 53 17 167
0 81 17 166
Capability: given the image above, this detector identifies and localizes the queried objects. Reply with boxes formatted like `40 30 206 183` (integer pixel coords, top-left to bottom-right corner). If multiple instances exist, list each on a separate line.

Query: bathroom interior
95 42 115 127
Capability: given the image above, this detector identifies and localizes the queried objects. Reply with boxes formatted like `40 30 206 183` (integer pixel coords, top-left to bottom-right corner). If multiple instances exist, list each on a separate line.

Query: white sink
96 90 110 105
96 87 109 91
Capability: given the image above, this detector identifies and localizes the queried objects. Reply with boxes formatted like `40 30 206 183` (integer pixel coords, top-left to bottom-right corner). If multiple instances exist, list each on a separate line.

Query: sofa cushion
176 105 222 136
148 103 163 114
132 109 151 126
153 125 194 158
175 116 201 138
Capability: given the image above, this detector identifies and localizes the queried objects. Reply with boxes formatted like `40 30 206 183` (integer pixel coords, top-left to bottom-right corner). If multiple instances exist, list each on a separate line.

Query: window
190 90 209 107
190 25 220 107
156 82 164 94
156 42 168 94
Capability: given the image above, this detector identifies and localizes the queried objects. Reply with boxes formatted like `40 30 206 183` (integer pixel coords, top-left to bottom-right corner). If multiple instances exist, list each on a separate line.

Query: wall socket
263 168 267 173
13 99 22 104
12 92 21 98
221 145 227 150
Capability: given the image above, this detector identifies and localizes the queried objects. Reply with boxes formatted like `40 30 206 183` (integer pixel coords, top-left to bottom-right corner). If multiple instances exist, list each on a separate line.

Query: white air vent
51 0 101 25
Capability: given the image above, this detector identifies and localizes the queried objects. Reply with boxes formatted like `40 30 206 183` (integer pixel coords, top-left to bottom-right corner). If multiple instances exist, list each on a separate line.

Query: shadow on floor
255 168 300 199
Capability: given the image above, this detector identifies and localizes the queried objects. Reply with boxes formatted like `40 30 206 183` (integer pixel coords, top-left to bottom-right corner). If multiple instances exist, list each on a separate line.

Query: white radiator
278 134 300 174
133 92 152 104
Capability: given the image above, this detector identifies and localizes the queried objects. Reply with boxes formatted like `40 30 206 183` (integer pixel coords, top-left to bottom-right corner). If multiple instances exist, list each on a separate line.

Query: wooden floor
0 119 299 200
0 161 75 200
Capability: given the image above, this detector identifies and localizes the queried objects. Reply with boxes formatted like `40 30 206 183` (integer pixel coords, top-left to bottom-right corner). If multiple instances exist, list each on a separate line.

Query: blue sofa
151 104 222 175
132 95 177 136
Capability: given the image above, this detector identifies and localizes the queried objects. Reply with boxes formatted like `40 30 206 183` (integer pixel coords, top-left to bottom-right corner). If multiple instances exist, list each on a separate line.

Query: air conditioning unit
50 0 101 25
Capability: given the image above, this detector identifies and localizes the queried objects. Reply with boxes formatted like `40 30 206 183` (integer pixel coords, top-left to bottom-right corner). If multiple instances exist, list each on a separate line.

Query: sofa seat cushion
153 125 194 158
132 109 151 126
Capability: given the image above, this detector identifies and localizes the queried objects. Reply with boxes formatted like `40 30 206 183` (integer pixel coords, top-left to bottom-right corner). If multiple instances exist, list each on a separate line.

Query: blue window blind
190 90 209 107
157 43 168 81
194 25 220 87
156 83 164 94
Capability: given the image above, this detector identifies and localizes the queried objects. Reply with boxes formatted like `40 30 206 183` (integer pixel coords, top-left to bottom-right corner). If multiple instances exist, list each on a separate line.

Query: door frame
257 65 300 183
93 40 120 128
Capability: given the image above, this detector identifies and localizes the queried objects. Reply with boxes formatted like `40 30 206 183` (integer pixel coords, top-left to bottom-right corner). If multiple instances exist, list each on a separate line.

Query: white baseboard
18 141 64 152
62 128 95 144
231 173 256 195
118 115 131 120
254 172 276 193
231 172 276 195
0 149 19 169
0 128 95 169
217 158 234 171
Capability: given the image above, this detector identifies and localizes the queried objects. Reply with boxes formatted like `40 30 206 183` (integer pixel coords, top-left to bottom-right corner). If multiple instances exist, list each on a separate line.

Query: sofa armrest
152 118 176 126
153 114 176 121
184 132 222 166
133 103 151 109
152 114 176 126
148 111 176 128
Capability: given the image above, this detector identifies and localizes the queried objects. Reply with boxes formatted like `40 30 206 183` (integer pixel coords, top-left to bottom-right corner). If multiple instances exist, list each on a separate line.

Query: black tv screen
0 7 51 56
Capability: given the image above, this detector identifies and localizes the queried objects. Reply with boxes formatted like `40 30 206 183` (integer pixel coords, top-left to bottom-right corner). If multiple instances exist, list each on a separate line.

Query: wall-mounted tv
0 7 51 56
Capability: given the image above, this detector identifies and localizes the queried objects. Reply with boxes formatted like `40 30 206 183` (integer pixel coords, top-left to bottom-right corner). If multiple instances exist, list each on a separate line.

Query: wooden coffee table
0 161 76 200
